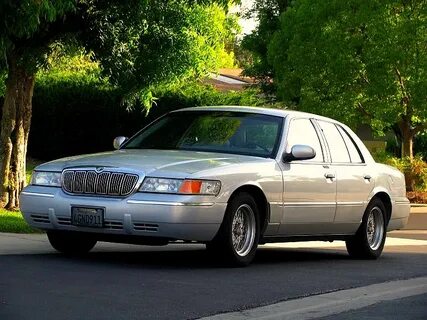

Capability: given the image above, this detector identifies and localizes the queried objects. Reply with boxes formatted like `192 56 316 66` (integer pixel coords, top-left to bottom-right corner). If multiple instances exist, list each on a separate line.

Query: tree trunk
398 119 416 191
0 54 35 210
399 119 414 159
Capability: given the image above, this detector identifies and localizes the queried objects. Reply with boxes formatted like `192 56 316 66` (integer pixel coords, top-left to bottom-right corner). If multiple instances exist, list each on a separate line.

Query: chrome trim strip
283 202 336 207
127 200 215 207
21 191 55 198
337 201 364 206
283 201 364 207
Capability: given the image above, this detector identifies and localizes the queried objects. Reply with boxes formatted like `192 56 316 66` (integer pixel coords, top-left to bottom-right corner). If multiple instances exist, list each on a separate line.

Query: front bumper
20 186 227 242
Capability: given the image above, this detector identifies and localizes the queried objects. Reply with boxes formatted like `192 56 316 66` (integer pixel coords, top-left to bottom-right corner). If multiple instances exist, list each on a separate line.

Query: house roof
207 68 253 91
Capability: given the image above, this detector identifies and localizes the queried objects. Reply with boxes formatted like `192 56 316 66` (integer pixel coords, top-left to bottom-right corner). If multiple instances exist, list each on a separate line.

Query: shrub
414 133 427 159
1 51 268 160
26 74 267 160
29 71 126 160
374 152 427 192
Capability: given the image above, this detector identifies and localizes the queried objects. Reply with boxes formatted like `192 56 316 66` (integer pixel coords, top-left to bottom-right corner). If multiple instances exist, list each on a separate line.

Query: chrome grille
62 170 139 197
109 173 124 195
96 172 110 194
85 171 97 193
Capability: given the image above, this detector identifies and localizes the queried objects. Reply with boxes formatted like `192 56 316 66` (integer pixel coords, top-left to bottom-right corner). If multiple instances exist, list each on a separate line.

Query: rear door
278 117 337 235
316 120 374 234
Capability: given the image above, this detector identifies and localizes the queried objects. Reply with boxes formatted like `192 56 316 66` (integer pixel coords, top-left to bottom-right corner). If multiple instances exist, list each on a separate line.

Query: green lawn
0 209 42 233
0 158 44 233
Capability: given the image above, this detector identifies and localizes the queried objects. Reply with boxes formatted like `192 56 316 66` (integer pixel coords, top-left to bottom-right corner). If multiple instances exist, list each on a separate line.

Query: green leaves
1 0 238 108
0 0 76 40
0 0 77 71
269 0 427 137
241 0 290 92
81 0 237 107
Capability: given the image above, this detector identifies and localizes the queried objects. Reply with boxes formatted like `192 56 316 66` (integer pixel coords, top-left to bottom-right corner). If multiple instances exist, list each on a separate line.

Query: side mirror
113 136 128 150
283 145 316 162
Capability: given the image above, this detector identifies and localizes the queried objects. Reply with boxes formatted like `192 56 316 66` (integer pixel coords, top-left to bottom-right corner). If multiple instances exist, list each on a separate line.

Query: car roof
174 106 340 123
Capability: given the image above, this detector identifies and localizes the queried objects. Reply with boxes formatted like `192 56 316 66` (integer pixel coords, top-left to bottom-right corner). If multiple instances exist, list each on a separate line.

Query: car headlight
30 171 62 187
140 177 221 195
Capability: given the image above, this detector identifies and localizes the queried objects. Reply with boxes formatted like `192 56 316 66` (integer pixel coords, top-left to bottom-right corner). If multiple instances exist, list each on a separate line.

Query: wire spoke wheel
346 198 387 260
231 204 256 257
366 206 385 251
207 192 259 266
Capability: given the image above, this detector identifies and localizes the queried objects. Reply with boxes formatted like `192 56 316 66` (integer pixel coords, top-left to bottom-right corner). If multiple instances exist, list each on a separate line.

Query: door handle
364 174 372 180
324 173 335 179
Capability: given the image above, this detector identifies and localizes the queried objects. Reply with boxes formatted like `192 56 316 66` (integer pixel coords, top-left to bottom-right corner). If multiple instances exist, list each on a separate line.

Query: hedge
1 74 266 160
1 69 425 161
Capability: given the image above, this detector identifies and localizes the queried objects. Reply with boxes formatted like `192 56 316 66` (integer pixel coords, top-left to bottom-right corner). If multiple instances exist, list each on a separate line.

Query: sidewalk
405 205 427 230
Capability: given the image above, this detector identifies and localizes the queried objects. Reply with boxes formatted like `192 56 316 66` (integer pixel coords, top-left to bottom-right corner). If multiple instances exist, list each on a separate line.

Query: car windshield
123 111 283 158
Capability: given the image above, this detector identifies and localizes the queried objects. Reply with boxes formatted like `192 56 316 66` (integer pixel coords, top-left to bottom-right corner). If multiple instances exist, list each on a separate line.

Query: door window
286 118 324 162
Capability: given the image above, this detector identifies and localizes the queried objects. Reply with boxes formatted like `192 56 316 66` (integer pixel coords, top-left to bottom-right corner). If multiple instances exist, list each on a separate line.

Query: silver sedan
20 106 410 266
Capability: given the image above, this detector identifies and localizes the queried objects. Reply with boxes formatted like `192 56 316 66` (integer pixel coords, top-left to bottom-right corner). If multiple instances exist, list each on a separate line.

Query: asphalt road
1 232 427 320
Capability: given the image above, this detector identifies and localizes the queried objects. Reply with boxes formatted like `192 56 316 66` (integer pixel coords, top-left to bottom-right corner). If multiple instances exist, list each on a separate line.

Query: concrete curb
410 206 427 214
199 277 427 320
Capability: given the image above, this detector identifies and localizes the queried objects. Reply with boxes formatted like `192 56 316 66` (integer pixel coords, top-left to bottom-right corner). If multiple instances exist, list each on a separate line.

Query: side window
337 126 364 163
317 120 350 163
286 118 324 162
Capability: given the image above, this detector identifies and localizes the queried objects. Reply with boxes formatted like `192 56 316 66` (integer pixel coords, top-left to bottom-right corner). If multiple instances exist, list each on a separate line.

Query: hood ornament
95 167 104 173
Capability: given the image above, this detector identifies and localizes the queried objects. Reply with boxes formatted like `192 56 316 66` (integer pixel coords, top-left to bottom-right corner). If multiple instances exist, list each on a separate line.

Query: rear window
337 126 364 163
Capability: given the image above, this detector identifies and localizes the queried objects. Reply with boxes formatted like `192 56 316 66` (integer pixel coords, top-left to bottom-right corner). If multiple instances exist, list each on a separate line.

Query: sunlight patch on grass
0 158 44 233
0 209 42 234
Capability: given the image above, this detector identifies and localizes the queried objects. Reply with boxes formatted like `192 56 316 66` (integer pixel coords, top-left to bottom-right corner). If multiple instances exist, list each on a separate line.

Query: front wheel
47 231 97 255
207 192 260 266
346 198 387 259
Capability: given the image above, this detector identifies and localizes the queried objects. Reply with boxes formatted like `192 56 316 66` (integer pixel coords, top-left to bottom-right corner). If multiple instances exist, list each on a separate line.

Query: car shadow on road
30 245 353 269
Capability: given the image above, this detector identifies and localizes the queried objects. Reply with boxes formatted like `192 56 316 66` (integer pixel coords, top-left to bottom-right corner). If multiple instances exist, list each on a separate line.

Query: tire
346 198 387 259
47 231 97 255
207 192 260 266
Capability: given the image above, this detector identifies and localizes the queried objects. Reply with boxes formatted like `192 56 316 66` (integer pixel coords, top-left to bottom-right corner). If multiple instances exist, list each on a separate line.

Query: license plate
71 207 104 228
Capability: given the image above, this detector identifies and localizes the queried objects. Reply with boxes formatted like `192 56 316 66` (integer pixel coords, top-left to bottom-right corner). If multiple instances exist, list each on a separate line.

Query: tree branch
356 102 373 119
394 66 411 114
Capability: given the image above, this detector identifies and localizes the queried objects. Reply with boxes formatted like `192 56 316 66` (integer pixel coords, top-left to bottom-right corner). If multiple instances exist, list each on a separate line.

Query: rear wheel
207 192 260 266
346 198 387 259
47 231 97 255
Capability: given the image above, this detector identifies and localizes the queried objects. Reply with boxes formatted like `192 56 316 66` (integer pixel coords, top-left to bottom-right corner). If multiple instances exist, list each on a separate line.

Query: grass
0 209 42 233
0 158 44 233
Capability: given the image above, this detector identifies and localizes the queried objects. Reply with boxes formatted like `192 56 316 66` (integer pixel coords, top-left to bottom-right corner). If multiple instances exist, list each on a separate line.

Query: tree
0 0 233 209
241 0 290 92
268 0 427 158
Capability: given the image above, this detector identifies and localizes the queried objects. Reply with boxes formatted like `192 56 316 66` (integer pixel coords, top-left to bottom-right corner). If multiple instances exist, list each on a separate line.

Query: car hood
36 149 266 177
